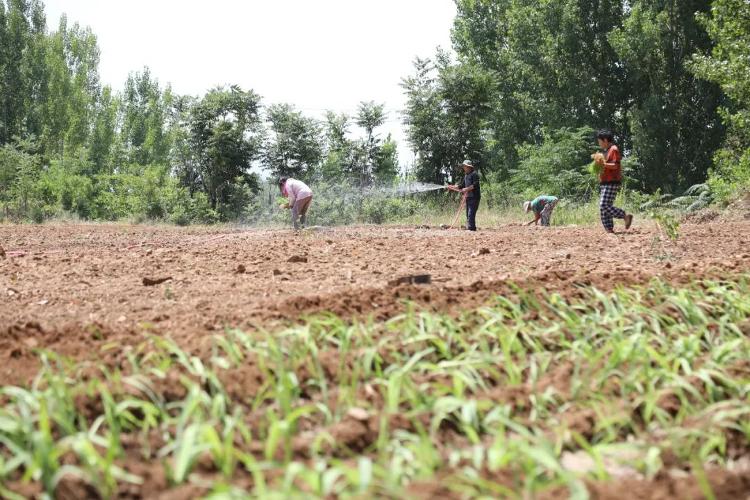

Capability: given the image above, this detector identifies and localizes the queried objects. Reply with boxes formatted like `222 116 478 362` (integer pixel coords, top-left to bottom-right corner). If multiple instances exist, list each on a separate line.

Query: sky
43 0 458 166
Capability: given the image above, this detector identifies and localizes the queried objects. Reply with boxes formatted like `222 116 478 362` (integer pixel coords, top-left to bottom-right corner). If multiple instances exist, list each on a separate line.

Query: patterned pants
599 184 625 231
540 200 557 227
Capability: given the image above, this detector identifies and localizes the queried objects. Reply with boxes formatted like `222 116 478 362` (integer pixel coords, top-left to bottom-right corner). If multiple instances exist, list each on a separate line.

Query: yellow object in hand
589 152 605 175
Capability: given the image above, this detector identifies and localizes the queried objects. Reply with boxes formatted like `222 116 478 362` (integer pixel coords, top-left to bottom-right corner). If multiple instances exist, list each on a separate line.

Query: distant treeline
1 0 749 224
0 1 399 223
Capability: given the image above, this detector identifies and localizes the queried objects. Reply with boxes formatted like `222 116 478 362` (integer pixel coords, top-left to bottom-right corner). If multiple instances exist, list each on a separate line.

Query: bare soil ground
2 221 749 387
2 221 750 498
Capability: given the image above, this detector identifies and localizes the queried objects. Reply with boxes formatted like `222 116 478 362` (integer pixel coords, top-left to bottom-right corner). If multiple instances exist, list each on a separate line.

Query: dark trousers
466 196 480 231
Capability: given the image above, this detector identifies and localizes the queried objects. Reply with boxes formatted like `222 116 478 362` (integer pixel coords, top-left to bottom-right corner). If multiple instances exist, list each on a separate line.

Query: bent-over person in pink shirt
279 177 313 230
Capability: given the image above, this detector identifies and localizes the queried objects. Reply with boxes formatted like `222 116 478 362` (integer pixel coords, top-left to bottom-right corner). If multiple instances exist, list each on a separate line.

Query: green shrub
511 127 598 201
217 177 259 221
706 148 750 204
361 196 420 224
0 142 43 220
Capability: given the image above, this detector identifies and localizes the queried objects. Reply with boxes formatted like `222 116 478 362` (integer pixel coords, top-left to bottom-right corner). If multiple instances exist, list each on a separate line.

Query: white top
283 178 312 205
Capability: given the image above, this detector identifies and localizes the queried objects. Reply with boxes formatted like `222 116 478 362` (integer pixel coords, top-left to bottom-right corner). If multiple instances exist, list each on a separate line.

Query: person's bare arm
280 192 292 209
527 213 540 226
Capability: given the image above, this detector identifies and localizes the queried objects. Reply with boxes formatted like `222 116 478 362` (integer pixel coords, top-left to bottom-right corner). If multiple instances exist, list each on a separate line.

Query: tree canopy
403 0 728 195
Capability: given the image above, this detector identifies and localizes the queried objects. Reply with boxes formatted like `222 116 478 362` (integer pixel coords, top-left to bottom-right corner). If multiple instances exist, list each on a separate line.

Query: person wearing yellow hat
446 160 481 231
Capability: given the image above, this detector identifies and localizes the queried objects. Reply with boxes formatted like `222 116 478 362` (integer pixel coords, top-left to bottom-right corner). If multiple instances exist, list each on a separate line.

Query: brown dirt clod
388 274 432 286
142 276 173 286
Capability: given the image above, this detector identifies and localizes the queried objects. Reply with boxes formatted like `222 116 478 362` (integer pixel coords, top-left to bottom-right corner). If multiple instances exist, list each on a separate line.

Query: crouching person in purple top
279 177 313 230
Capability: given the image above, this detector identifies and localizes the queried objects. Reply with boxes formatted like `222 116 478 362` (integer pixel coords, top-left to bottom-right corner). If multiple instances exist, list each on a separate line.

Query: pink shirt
282 179 312 205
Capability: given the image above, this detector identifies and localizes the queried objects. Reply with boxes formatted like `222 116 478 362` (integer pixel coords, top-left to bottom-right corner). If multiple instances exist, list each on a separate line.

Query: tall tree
354 101 386 186
186 85 263 210
690 0 750 197
450 0 629 172
42 14 72 156
42 15 101 158
64 21 100 154
320 111 356 181
402 55 492 184
373 133 399 182
404 0 723 192
692 0 750 117
263 103 322 181
120 68 170 166
170 94 201 193
17 0 47 142
0 1 8 143
610 0 724 191
2 0 31 143
88 85 118 173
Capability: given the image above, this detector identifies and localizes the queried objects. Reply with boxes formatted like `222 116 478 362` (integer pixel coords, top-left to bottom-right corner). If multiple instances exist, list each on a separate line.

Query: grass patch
1 277 749 497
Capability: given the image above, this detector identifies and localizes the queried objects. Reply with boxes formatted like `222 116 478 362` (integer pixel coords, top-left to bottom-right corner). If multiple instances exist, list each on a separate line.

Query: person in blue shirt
524 195 559 226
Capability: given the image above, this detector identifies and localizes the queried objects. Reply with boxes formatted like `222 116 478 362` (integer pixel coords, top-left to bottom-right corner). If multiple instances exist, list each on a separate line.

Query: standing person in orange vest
595 130 633 233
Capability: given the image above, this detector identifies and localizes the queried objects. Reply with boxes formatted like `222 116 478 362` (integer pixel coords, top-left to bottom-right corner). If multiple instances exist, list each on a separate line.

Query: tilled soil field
1 221 749 385
2 222 750 499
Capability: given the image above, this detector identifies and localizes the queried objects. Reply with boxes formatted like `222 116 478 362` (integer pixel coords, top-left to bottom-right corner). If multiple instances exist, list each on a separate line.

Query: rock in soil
142 276 172 286
287 255 308 263
388 274 432 286
347 407 370 421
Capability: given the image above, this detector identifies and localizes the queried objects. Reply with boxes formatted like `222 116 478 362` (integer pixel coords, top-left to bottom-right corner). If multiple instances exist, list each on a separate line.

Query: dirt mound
721 191 750 221
683 208 721 224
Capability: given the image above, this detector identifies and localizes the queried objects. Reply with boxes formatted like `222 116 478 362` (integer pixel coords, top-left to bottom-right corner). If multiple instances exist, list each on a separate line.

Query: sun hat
523 201 531 213
461 160 474 168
